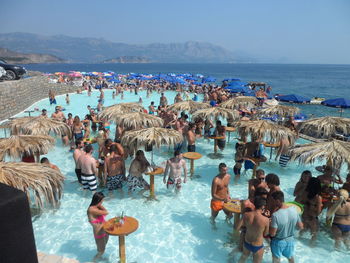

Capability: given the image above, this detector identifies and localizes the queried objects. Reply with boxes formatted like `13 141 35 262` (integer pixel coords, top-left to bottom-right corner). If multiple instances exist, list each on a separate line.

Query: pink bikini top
90 214 106 224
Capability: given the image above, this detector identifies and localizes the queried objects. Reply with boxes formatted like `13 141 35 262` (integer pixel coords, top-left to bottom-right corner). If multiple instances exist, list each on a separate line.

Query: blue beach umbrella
223 78 241 82
321 98 350 108
277 94 310 103
225 86 249 93
109 78 121 83
202 77 216 83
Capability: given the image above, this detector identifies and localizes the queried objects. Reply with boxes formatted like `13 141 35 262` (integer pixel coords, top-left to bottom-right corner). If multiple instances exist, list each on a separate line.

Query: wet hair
306 177 322 200
136 150 145 156
84 144 93 153
219 163 227 169
89 192 105 207
254 196 267 209
42 109 47 113
75 139 83 147
301 170 312 177
256 169 265 176
271 191 285 202
151 101 154 105
40 157 49 163
174 150 181 157
68 113 72 117
255 187 268 197
180 112 185 117
110 144 117 153
266 173 280 186
104 139 113 146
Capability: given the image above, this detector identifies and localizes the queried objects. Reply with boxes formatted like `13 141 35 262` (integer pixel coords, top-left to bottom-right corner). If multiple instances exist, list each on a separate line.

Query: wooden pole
150 175 155 198
214 139 218 154
119 235 126 263
190 159 194 177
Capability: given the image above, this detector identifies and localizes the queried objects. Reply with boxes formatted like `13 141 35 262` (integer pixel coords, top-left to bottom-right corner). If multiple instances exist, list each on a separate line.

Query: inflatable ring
285 201 304 215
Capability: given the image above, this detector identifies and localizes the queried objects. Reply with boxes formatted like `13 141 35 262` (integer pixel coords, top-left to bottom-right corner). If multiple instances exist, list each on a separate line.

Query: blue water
3 87 349 263
24 63 350 118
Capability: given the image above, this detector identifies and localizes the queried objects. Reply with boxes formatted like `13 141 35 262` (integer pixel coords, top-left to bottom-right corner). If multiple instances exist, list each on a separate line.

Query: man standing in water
210 163 232 223
104 145 125 192
73 139 84 184
163 150 187 192
159 92 168 107
238 197 269 263
270 191 303 263
79 144 98 192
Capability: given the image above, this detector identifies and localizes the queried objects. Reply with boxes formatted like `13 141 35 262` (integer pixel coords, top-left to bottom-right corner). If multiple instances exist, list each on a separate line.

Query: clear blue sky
1 0 350 63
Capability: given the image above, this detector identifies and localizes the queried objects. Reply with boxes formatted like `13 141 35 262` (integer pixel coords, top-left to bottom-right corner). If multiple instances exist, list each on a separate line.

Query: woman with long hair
299 177 322 243
72 115 84 141
87 192 109 259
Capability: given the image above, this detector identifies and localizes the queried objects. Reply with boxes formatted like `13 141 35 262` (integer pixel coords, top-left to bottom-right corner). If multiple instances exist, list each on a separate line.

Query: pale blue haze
1 0 350 63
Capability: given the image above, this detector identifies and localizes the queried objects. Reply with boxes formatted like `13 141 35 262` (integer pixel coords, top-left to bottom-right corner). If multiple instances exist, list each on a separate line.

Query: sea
24 63 350 118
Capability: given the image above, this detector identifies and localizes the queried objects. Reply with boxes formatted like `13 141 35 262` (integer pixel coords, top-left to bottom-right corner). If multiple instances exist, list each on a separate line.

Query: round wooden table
145 167 164 199
182 152 202 177
263 141 280 160
103 216 139 263
225 127 236 142
223 199 242 230
209 136 225 154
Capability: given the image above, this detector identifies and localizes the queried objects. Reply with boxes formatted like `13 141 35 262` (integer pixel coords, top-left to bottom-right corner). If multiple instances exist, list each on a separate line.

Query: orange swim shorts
211 200 224 212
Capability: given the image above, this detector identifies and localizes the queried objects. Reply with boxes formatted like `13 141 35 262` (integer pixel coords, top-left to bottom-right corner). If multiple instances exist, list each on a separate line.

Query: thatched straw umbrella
0 162 64 209
0 135 55 161
192 107 239 121
258 105 300 117
289 139 350 167
9 116 72 137
298 116 350 138
98 102 144 120
121 127 183 161
167 100 211 114
238 120 296 142
115 112 163 129
219 96 258 109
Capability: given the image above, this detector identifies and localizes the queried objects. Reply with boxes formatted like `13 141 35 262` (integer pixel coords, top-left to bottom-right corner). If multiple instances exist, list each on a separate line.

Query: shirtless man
266 173 281 214
186 122 197 152
159 92 168 107
79 144 98 192
104 145 125 191
238 197 269 263
275 135 291 167
73 139 84 184
40 157 60 172
210 163 231 223
163 150 187 192
248 169 268 200
127 150 150 193
51 106 65 121
214 120 226 151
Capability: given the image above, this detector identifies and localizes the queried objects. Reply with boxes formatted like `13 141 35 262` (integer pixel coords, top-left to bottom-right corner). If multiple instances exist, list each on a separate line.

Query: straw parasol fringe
0 162 64 209
192 107 239 120
238 120 296 142
0 135 55 161
121 127 183 149
219 96 258 109
98 102 144 120
167 100 211 114
258 105 300 117
289 139 350 166
298 116 350 138
9 116 72 137
116 112 163 129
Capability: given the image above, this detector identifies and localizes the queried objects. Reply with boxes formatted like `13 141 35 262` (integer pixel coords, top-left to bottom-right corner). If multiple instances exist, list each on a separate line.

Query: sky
1 0 350 64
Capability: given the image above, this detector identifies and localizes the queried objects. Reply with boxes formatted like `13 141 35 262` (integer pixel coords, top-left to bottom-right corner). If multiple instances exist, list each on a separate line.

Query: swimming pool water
4 90 350 263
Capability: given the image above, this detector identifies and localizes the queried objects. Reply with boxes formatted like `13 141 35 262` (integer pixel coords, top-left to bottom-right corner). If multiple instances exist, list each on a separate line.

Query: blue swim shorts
271 237 295 259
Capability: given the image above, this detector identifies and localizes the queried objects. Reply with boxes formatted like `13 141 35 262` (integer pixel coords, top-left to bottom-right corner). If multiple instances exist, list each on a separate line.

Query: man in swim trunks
214 120 226 151
238 196 269 263
163 150 187 192
127 150 150 193
210 163 232 223
159 92 168 107
275 135 291 167
186 122 197 152
73 139 84 184
270 191 303 263
79 144 98 192
51 106 65 121
104 145 125 192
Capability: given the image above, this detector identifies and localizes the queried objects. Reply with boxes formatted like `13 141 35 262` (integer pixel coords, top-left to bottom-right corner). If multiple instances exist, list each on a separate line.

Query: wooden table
209 136 225 154
225 127 236 142
145 167 164 199
182 152 202 177
103 216 139 263
263 142 280 160
223 199 242 230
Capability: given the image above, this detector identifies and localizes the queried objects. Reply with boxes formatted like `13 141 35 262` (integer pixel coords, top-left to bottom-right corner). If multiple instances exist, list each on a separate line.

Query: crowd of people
27 75 350 261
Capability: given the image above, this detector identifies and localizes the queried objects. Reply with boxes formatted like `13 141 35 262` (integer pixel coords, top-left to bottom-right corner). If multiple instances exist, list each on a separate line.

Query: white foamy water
3 89 350 263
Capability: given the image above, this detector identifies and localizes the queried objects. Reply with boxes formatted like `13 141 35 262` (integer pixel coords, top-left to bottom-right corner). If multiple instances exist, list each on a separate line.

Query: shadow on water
59 239 96 263
172 211 236 263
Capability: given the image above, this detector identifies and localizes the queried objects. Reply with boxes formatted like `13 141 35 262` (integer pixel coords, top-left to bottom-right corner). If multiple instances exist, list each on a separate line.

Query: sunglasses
258 177 265 181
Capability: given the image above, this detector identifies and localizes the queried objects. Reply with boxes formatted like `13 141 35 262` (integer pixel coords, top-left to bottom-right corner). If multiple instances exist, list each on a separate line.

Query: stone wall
0 77 77 121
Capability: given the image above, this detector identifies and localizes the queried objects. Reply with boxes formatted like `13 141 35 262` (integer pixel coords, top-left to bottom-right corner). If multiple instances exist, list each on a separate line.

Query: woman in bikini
72 116 84 141
87 192 109 259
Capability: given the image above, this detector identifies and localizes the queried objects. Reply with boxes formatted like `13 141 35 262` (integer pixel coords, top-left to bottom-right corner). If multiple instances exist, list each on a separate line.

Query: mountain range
0 32 239 63
0 47 65 64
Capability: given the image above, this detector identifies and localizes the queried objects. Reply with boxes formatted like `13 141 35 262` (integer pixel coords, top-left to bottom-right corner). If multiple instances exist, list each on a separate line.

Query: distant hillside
0 47 65 64
102 56 151 63
0 32 236 63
